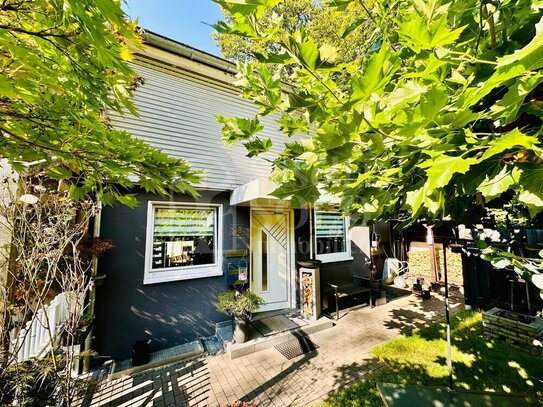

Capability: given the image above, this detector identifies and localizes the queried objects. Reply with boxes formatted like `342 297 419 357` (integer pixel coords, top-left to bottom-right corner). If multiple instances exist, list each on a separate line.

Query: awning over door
230 178 290 207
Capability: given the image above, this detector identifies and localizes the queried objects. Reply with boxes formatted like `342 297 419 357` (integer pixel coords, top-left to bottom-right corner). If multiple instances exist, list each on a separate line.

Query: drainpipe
309 204 314 259
82 200 102 373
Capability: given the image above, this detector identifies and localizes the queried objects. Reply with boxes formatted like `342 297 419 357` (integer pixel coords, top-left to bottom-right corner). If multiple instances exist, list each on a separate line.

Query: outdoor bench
321 266 373 320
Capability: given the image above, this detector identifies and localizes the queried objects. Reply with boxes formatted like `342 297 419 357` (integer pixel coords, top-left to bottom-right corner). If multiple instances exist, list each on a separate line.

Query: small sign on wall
226 250 248 258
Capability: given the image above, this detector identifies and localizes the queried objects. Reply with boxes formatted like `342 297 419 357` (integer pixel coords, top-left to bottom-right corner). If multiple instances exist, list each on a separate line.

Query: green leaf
298 151 320 165
243 137 273 157
386 81 427 108
328 0 355 10
253 51 294 64
477 165 520 201
325 142 359 165
398 14 466 51
406 187 426 215
213 0 281 18
492 259 512 269
69 184 88 202
426 155 477 191
277 115 308 136
490 73 543 124
319 44 338 64
480 129 539 161
293 32 319 70
47 166 73 180
497 15 543 72
342 16 367 38
518 164 543 216
212 20 258 37
217 115 264 145
98 191 117 206
117 194 139 208
350 43 398 104
413 0 448 21
271 165 320 207
419 86 448 120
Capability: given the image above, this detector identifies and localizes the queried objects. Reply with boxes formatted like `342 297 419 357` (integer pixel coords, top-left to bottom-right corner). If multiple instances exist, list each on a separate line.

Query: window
314 210 352 263
144 202 222 284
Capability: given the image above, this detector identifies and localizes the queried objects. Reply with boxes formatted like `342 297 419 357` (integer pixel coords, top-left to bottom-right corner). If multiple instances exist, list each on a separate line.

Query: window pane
315 211 346 255
152 207 215 270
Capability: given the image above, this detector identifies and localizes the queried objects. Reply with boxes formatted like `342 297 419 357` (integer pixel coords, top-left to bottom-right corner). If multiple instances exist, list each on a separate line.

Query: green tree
215 0 543 271
214 0 377 64
216 0 543 218
0 0 200 206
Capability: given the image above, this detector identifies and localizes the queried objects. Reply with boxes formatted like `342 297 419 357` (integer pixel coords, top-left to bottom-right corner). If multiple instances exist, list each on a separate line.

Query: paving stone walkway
88 292 463 407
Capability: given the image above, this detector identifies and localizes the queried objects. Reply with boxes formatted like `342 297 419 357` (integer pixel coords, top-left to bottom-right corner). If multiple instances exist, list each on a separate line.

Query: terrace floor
86 291 464 407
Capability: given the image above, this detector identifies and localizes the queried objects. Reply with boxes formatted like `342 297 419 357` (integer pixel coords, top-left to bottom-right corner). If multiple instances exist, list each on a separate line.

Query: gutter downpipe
309 204 314 259
82 200 102 373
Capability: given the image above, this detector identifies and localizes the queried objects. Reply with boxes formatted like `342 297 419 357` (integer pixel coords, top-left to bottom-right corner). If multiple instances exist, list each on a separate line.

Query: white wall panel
108 56 288 191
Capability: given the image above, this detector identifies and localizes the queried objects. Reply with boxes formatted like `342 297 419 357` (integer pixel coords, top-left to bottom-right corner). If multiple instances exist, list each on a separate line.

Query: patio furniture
321 266 373 320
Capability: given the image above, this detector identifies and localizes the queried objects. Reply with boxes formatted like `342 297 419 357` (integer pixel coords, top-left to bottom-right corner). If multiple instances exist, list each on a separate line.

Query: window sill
143 267 222 285
316 254 353 264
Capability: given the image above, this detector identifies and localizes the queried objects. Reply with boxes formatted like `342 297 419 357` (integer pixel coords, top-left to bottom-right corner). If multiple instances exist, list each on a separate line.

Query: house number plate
231 224 248 237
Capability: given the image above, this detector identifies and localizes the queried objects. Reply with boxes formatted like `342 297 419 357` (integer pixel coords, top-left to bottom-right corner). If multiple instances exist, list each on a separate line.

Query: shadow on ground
82 358 209 407
324 310 543 407
382 293 463 335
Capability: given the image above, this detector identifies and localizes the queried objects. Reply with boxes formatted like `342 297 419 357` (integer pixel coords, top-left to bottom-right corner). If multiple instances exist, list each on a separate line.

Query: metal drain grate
275 336 319 360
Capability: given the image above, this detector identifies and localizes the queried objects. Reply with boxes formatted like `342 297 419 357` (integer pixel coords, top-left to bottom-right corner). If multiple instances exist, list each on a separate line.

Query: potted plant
216 290 264 344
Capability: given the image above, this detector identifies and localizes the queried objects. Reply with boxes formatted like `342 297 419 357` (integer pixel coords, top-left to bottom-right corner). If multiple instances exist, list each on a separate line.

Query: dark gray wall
94 190 249 360
294 209 371 279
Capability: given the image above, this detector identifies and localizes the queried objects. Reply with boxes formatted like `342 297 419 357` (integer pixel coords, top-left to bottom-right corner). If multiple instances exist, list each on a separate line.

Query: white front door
251 210 291 311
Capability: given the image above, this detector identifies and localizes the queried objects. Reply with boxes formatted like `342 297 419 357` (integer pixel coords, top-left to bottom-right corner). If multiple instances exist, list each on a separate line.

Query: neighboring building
93 31 371 360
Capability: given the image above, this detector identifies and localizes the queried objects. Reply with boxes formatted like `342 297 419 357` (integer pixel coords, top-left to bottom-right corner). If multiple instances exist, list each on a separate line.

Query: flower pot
233 315 250 344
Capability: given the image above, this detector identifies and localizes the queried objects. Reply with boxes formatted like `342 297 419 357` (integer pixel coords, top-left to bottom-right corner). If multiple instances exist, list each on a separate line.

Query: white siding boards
108 54 286 191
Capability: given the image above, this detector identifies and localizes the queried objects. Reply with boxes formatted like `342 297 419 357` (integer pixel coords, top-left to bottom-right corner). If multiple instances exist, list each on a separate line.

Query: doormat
275 336 319 360
252 315 300 337
384 285 412 301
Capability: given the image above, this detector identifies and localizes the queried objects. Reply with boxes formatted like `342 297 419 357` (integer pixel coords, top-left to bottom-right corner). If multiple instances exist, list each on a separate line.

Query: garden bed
482 307 543 356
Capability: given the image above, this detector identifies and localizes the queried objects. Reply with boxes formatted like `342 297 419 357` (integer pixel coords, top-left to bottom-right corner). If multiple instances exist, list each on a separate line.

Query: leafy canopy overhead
214 0 377 65
0 0 200 206
215 0 543 226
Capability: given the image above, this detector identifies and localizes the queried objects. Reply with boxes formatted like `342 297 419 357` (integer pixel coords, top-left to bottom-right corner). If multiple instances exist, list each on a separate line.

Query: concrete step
202 335 224 355
108 340 204 379
227 316 333 359
216 320 233 344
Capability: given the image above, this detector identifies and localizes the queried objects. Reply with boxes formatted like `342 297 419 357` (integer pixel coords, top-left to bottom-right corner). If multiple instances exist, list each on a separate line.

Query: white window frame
314 209 353 263
144 201 223 284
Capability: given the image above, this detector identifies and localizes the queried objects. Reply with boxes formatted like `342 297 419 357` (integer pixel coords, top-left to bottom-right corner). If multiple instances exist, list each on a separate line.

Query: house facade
93 31 371 360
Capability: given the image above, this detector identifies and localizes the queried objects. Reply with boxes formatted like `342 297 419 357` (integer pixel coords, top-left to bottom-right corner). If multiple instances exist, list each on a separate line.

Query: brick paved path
89 293 463 407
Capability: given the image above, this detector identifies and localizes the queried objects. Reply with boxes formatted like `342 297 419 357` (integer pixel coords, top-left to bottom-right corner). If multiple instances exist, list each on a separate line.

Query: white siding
108 56 287 191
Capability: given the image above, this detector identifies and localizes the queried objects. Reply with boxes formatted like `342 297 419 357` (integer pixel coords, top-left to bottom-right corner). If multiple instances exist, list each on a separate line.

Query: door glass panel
262 230 268 291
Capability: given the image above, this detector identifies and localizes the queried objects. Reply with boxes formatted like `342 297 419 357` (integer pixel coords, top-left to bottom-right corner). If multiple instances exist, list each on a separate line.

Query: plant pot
233 315 250 344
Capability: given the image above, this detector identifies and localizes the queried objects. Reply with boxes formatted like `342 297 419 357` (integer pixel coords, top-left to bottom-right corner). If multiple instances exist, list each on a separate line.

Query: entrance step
226 314 333 359
107 340 204 379
216 320 233 343
201 335 224 355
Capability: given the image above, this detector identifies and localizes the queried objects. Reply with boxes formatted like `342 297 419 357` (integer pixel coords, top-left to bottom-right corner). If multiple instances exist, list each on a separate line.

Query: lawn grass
324 310 543 406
